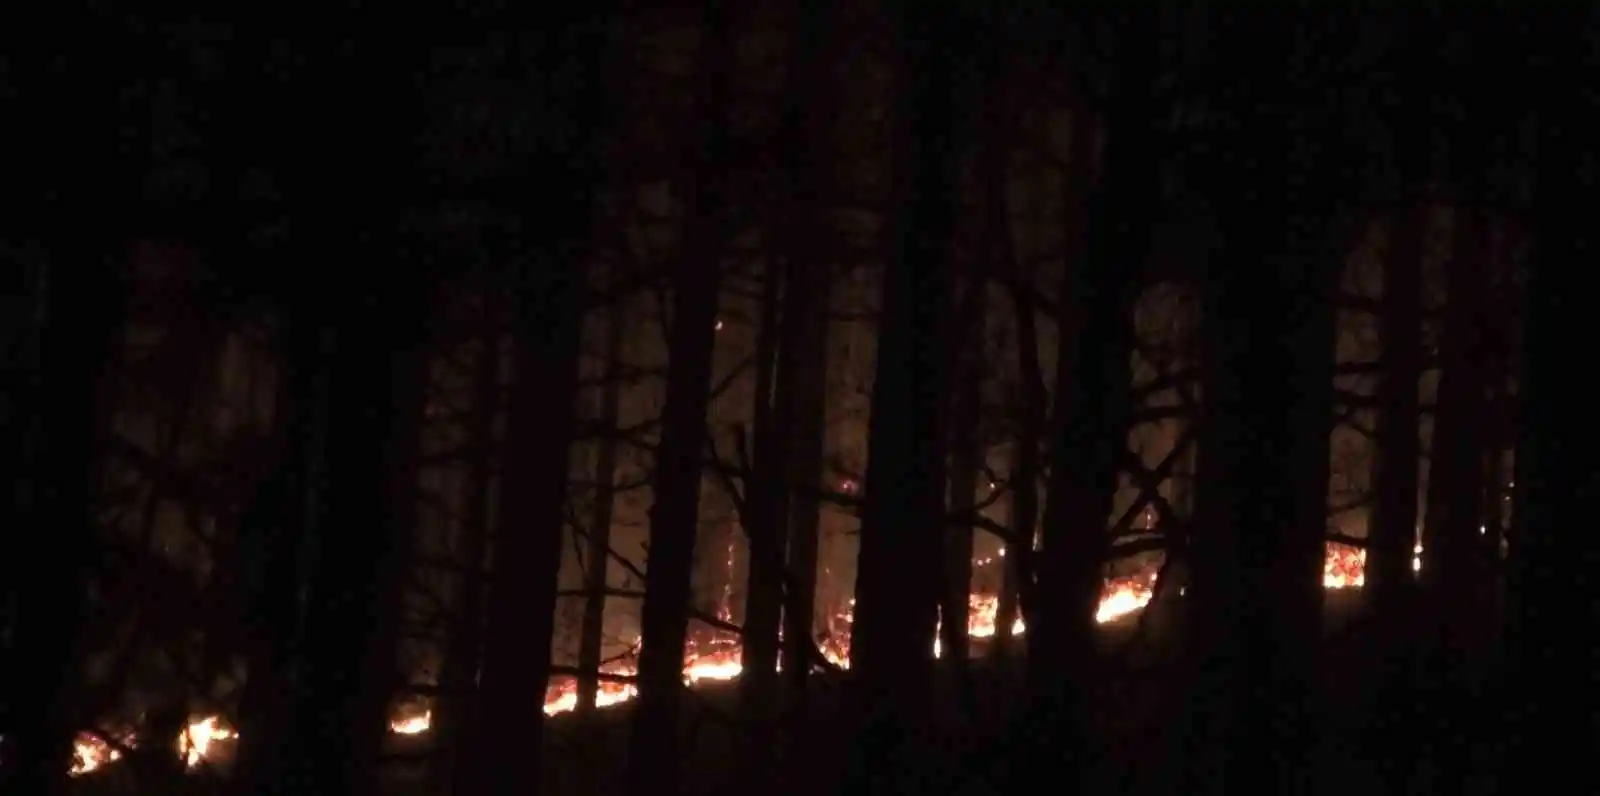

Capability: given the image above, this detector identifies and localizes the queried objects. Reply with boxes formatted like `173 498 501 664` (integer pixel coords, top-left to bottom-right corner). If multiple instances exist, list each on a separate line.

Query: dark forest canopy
2 2 1596 795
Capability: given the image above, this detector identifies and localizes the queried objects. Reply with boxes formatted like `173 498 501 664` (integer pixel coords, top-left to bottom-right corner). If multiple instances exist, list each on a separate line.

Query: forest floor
69 588 1504 795
381 588 1501 796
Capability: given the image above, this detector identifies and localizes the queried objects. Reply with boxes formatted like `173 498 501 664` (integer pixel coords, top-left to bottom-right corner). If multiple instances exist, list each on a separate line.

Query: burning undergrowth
66 543 1372 779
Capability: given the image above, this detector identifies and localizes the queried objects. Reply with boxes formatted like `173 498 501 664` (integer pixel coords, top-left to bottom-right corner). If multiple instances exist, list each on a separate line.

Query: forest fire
68 715 237 777
70 543 1375 772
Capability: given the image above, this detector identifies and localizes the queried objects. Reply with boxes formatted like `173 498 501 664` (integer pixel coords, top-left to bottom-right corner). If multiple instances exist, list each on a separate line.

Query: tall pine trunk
773 5 835 771
623 5 736 794
842 2 955 791
941 287 984 674
776 0 834 720
998 275 1048 657
233 320 321 794
578 294 625 715
1416 206 1492 789
466 10 615 796
1 28 132 793
1363 9 1433 786
436 324 501 793
1502 10 1600 790
1025 9 1157 788
735 243 791 789
1179 7 1341 792
271 23 434 794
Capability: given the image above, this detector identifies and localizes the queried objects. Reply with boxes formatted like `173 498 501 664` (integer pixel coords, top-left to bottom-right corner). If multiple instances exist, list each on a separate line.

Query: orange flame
71 543 1378 765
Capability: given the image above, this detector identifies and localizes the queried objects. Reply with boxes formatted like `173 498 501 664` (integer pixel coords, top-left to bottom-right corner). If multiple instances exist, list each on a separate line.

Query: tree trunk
466 10 616 796
436 326 501 793
233 321 320 795
841 2 956 791
1364 207 1428 796
1179 8 1341 793
1502 12 1600 790
773 10 835 772
270 24 433 794
1 32 131 792
735 244 791 789
282 261 432 796
623 5 736 795
1025 10 1156 789
777 261 830 792
1416 205 1492 790
777 0 835 727
941 285 984 675
1363 9 1433 789
578 296 625 715
1367 205 1425 611
999 283 1046 657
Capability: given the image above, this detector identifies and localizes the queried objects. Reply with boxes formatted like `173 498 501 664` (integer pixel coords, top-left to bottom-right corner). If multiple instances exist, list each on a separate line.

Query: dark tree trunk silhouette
578 294 625 716
777 254 830 795
1416 206 1491 788
1502 11 1600 792
280 229 431 796
269 25 432 794
976 55 1025 663
1024 10 1156 789
943 114 1002 671
2 32 132 793
943 83 1009 672
1366 188 1426 613
842 3 957 793
1363 10 1435 789
776 1 835 735
735 234 792 789
1180 7 1343 793
772 8 836 780
941 286 983 673
466 10 616 796
436 322 501 792
232 322 320 794
624 5 736 794
999 280 1047 657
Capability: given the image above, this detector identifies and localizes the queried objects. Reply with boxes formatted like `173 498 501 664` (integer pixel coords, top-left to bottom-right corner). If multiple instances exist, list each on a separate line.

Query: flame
70 715 236 777
389 711 432 735
69 734 121 777
178 715 236 767
69 543 1383 767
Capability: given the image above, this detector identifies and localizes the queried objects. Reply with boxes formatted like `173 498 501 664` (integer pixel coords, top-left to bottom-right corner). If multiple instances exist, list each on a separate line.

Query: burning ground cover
68 542 1372 778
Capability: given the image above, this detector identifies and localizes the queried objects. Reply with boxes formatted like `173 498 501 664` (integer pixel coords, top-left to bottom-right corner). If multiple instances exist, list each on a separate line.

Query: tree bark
1179 7 1343 793
578 296 625 715
777 0 835 724
998 283 1046 657
1 25 132 793
467 10 616 796
1501 11 1600 791
436 325 501 793
842 2 956 792
1024 9 1157 790
1362 9 1435 789
941 284 984 674
1416 207 1493 791
772 7 835 774
233 321 320 795
623 5 736 795
735 240 791 789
